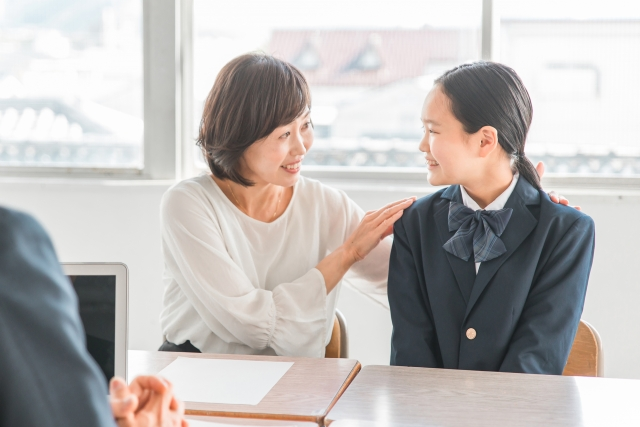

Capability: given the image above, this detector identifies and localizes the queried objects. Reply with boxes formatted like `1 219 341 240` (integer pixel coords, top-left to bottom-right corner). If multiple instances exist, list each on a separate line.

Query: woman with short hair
159 53 412 357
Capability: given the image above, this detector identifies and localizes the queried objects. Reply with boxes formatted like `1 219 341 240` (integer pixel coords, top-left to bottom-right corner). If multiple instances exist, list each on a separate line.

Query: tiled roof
268 29 473 86
0 98 142 167
0 98 108 142
304 138 640 175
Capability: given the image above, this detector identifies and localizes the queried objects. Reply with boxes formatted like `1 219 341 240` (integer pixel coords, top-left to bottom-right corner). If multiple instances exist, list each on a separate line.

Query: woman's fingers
379 210 404 239
369 198 415 225
548 191 569 205
340 197 415 265
368 197 416 219
547 190 581 211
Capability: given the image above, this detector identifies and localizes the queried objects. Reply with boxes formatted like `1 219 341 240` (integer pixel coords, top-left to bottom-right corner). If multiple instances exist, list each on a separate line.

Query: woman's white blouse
160 175 389 358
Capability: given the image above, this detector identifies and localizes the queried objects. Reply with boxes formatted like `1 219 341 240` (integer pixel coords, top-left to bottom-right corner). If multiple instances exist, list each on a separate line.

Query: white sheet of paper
157 357 293 405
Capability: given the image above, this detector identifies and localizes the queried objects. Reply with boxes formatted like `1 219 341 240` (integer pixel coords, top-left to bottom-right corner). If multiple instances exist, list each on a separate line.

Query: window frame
5 0 640 190
0 0 190 180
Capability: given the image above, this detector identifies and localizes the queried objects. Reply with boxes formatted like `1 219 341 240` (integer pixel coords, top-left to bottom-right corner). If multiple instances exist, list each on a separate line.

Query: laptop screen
68 275 116 385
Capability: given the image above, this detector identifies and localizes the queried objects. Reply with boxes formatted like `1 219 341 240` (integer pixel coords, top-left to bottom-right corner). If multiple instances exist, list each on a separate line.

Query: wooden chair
325 309 349 358
563 319 603 377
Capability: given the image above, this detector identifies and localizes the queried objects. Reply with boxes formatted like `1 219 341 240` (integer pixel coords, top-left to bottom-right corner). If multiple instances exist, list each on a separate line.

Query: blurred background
2 0 640 380
2 0 640 173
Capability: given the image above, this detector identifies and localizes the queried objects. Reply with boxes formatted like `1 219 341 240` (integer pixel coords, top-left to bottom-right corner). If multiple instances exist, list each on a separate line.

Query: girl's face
239 108 313 188
419 86 480 187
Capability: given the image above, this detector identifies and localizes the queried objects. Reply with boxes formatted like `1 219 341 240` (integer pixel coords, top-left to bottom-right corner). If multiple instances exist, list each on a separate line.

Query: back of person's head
435 61 541 190
197 53 311 186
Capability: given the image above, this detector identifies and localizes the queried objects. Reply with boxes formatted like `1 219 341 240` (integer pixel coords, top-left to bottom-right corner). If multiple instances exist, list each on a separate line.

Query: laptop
62 262 128 385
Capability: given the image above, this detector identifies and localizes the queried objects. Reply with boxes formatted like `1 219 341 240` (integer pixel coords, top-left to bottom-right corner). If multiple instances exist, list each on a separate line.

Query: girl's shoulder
403 186 453 219
538 190 594 232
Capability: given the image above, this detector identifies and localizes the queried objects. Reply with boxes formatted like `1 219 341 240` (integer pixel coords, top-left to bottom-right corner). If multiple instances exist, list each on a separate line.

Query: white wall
1 178 638 378
0 179 171 352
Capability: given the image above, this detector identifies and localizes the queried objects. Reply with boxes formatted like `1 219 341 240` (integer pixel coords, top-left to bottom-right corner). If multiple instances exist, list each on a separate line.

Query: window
192 0 482 169
0 0 142 169
500 1 640 175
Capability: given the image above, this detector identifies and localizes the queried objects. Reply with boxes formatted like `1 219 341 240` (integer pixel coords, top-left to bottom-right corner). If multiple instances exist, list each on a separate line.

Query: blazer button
466 328 477 340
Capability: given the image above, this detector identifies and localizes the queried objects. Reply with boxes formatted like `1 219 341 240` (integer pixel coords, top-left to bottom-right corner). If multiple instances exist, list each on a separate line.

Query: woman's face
419 85 479 187
239 108 313 188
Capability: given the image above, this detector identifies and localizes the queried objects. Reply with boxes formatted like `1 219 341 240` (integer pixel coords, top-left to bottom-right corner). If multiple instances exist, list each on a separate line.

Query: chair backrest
325 309 349 358
563 319 603 377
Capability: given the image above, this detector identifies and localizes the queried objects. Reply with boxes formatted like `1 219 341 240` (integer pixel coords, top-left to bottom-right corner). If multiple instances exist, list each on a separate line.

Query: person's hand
344 197 416 262
110 377 138 418
110 376 188 427
535 161 581 211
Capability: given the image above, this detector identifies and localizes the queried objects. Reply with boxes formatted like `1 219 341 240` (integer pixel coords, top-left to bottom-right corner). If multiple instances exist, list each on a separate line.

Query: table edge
182 360 362 425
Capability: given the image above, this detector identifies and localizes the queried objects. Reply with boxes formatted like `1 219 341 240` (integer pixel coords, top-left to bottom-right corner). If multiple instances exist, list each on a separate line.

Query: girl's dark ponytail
435 61 542 191
514 152 541 190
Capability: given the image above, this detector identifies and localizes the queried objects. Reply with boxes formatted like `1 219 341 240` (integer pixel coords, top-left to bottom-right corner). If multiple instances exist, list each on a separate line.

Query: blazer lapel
436 186 477 305
464 178 541 320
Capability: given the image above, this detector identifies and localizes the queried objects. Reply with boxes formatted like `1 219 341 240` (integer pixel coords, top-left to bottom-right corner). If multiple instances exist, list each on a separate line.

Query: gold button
466 328 477 340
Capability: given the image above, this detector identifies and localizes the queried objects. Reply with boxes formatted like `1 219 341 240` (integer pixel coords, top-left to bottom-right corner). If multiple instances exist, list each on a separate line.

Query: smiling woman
158 53 414 357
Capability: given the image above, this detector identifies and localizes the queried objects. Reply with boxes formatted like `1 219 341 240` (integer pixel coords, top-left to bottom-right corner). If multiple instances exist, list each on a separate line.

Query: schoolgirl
388 62 595 374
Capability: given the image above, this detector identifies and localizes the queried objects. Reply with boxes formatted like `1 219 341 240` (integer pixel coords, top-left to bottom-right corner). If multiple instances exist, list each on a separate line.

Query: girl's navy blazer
388 177 596 374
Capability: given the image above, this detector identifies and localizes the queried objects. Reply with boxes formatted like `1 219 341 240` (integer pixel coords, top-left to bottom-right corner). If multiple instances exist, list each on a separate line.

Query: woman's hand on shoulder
315 197 415 294
344 197 416 263
536 162 581 211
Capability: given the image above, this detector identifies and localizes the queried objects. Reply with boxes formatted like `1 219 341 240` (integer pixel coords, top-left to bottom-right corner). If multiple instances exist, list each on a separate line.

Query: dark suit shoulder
0 206 49 248
0 206 115 427
537 191 594 233
403 187 450 221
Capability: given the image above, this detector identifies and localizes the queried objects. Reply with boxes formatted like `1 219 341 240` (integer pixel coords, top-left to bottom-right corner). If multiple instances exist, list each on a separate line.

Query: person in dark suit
0 206 186 427
388 62 596 374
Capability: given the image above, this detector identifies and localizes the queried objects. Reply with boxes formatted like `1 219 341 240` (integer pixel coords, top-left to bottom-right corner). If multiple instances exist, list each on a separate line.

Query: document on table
157 357 294 405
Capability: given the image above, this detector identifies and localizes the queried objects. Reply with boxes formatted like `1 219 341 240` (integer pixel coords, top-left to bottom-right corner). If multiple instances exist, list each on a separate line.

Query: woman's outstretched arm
316 197 414 293
161 186 412 358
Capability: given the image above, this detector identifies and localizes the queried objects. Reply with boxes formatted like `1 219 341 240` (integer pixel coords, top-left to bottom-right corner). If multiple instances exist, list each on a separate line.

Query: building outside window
3 0 639 177
500 1 640 175
0 0 142 169
193 0 640 177
192 0 482 170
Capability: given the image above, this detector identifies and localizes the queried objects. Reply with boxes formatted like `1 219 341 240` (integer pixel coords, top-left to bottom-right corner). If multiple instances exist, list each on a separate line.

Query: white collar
460 173 519 211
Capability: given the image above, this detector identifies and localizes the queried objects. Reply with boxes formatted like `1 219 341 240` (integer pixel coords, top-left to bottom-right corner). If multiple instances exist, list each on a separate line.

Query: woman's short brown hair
197 53 311 186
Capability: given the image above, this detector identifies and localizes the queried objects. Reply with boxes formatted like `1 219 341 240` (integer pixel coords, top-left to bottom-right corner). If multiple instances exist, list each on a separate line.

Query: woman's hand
343 198 416 262
316 197 415 293
536 162 581 211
